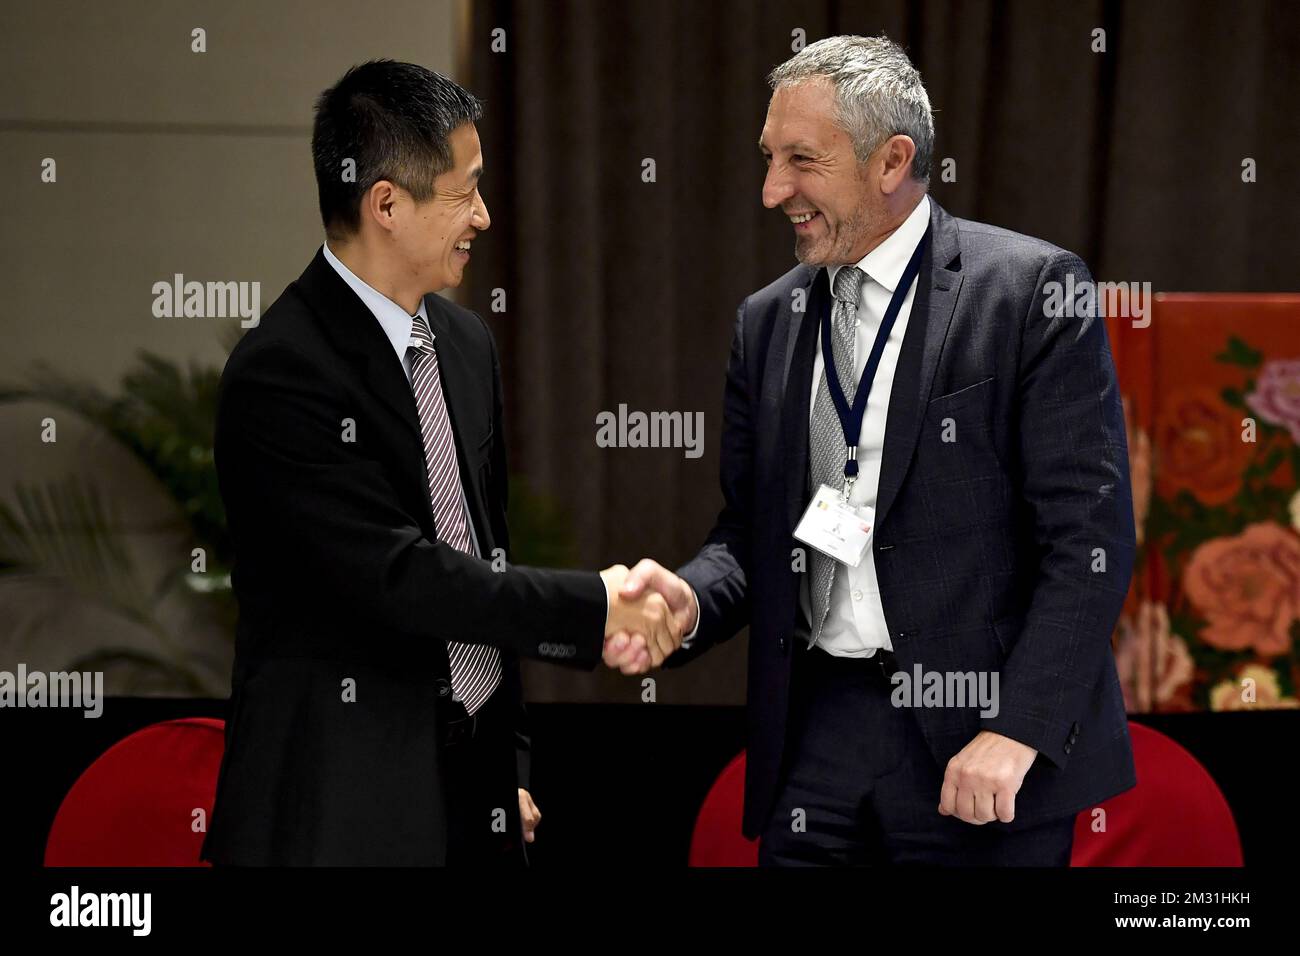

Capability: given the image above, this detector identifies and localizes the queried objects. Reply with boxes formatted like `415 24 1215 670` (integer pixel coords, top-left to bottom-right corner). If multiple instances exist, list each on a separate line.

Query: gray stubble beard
793 193 874 268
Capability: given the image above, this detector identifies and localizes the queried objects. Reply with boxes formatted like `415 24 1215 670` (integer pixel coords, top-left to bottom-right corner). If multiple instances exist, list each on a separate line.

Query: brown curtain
465 0 1300 703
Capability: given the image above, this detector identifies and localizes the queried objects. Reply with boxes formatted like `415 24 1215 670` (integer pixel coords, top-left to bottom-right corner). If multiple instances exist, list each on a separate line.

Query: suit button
1063 743 1073 755
435 679 451 698
779 637 788 652
1071 721 1080 734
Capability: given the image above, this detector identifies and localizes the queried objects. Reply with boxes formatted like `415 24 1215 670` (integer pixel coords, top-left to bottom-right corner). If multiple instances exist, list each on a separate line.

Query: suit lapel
776 199 965 539
781 266 828 536
874 200 965 529
297 248 426 451
296 249 495 550
424 297 495 553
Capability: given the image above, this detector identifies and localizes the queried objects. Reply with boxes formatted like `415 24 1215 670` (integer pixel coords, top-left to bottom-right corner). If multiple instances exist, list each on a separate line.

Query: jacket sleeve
215 338 608 667
979 251 1137 769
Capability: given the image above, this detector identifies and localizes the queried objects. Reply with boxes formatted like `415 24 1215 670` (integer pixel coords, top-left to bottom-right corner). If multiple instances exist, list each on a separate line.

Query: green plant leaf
0 477 152 617
1214 336 1263 368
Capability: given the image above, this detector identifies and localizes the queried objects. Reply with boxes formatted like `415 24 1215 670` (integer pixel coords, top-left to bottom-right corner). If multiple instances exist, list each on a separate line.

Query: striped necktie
407 311 502 715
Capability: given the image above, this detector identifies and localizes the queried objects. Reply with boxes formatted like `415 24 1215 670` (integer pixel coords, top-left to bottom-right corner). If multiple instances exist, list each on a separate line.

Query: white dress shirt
801 194 931 657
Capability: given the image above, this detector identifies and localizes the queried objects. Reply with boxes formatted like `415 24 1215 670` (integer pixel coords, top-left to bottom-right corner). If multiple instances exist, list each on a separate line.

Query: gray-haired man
615 35 1137 865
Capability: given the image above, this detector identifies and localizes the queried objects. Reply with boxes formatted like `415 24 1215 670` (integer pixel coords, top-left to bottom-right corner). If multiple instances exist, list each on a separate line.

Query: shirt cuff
680 586 702 649
603 576 610 632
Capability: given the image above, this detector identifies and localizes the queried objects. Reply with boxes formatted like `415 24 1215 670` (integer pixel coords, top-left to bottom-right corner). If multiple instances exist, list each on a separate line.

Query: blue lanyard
820 229 930 491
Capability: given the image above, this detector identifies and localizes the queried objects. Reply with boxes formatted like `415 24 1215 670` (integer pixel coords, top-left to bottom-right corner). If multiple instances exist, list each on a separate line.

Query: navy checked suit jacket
671 198 1138 838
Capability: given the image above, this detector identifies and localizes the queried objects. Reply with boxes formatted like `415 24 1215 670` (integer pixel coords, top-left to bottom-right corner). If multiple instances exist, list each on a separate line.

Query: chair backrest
1071 721 1243 866
690 722 1244 867
45 717 226 867
688 751 758 866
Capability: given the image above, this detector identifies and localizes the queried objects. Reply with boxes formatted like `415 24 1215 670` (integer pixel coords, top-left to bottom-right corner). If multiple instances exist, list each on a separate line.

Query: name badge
793 483 875 567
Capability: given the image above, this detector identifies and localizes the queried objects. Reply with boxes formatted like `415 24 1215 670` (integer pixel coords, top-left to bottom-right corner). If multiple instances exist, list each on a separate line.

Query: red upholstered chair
45 717 226 867
688 752 758 866
1070 721 1243 866
689 722 1243 866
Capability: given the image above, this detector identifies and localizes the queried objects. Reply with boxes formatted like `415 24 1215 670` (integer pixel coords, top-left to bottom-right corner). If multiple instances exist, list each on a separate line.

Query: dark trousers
758 645 1075 866
211 690 526 868
441 688 527 868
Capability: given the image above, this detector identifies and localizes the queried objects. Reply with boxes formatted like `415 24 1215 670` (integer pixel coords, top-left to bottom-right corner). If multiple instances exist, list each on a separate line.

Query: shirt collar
321 241 429 363
829 193 931 297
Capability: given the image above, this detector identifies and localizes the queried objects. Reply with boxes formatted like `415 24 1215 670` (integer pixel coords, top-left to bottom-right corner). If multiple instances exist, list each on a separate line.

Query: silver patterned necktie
808 266 865 645
407 312 502 715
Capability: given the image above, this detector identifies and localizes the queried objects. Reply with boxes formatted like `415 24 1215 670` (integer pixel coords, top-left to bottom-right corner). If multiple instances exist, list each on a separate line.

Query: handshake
599 559 698 675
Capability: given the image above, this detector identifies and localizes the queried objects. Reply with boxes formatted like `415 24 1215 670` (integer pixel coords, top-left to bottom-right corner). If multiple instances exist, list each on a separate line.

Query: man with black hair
201 61 676 867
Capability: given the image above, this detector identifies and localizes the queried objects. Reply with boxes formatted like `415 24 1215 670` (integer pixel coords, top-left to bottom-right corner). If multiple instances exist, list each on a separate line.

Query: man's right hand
601 559 699 674
620 559 698 634
600 564 683 671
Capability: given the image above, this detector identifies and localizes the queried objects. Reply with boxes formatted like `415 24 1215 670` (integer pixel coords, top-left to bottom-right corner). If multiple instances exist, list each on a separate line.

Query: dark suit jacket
200 249 606 865
672 198 1138 838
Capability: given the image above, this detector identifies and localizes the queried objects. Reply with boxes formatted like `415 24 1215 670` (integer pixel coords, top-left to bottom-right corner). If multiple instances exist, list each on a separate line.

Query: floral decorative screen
1109 295 1300 712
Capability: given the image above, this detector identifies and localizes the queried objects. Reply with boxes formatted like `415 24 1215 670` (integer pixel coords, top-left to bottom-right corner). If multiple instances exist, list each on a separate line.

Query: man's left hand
939 730 1038 824
519 788 542 843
